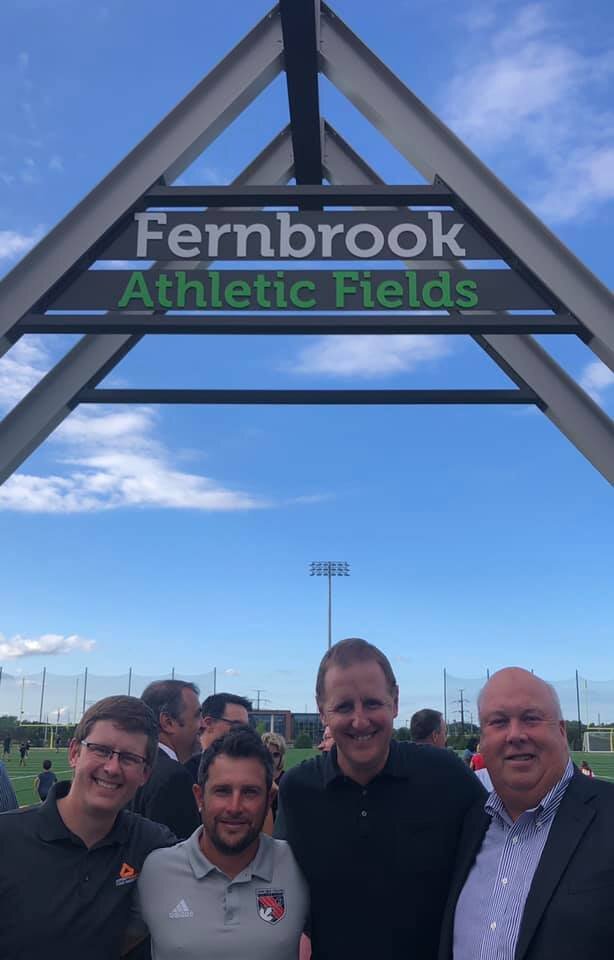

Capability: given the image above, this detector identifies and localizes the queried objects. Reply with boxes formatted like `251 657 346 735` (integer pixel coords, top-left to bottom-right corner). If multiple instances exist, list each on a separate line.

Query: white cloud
0 340 270 514
580 360 614 403
48 154 63 173
224 668 240 676
443 3 614 222
0 226 44 262
0 632 95 659
290 335 451 378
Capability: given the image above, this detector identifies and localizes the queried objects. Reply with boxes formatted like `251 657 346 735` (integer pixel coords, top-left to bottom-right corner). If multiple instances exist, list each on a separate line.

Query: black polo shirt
274 740 485 960
0 781 175 960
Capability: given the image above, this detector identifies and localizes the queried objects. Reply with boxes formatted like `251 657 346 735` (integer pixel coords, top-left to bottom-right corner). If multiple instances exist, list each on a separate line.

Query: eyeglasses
81 740 147 768
207 716 245 729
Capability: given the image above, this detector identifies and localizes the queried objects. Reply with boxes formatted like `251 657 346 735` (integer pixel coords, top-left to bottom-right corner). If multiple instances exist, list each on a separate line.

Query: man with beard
131 726 309 960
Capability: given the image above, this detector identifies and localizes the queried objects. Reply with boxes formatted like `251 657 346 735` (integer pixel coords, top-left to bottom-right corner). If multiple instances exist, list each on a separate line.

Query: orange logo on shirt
118 862 138 880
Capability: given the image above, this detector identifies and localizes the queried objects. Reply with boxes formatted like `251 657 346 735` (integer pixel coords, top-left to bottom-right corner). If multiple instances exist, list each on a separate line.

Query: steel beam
143 183 450 206
322 118 614 483
0 4 284 340
319 3 614 361
78 388 536 406
17 313 579 337
0 334 141 486
475 335 614 483
0 128 294 485
280 0 323 185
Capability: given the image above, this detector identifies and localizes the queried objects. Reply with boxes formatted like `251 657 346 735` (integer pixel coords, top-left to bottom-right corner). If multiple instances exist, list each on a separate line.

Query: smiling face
479 668 569 819
319 659 398 785
195 755 270 859
68 720 150 817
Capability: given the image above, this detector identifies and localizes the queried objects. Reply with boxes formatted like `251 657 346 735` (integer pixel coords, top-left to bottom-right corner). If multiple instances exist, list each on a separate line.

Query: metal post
328 568 333 650
19 676 25 722
213 667 217 694
39 667 46 723
74 677 79 725
128 667 132 696
171 666 175 680
443 668 447 722
575 669 582 751
82 667 88 715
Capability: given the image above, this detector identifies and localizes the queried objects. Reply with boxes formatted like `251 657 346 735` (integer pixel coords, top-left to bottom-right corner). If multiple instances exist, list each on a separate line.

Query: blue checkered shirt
453 758 574 960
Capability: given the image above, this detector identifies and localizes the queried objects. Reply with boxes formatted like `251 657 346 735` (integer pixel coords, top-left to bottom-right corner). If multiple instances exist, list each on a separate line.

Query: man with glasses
0 695 174 960
185 692 252 783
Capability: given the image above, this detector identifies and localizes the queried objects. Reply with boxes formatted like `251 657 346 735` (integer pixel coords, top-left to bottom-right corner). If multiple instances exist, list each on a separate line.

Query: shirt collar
486 757 574 826
323 737 408 787
158 743 178 762
186 827 274 883
36 780 130 846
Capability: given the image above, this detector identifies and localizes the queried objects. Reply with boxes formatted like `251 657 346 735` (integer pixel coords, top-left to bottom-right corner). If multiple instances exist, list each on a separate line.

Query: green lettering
376 280 403 309
254 274 272 308
176 271 207 309
117 271 154 309
333 271 359 308
209 271 222 309
422 271 454 309
455 279 479 308
224 280 251 308
405 271 420 308
289 280 316 309
155 274 174 309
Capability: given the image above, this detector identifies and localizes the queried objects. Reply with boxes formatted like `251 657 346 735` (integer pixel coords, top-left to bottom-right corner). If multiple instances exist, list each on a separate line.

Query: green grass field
4 747 611 807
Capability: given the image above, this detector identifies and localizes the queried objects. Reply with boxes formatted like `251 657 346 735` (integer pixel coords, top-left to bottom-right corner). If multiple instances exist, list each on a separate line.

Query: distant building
248 710 324 746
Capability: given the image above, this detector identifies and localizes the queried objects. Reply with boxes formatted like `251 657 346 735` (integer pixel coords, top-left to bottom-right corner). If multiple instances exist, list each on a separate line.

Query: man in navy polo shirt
0 695 175 960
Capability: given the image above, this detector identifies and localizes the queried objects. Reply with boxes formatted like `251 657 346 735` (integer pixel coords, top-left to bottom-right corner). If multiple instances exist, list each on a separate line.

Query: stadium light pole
309 561 350 650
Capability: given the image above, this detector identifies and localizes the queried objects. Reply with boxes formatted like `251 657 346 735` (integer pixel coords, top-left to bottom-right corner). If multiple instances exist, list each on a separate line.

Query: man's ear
68 738 80 770
158 711 177 735
193 783 204 812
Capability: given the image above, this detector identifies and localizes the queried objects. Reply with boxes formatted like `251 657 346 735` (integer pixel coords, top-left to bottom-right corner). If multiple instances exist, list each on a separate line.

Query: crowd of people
0 637 612 959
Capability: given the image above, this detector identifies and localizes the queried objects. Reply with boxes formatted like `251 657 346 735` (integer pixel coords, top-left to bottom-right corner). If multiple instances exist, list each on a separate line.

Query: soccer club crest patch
256 888 286 924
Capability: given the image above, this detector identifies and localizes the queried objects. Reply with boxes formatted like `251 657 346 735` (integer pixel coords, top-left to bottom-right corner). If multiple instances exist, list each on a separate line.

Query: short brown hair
72 695 158 766
315 638 398 706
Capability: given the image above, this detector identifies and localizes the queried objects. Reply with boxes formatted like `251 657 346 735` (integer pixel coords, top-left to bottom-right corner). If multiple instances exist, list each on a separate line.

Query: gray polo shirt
134 828 309 960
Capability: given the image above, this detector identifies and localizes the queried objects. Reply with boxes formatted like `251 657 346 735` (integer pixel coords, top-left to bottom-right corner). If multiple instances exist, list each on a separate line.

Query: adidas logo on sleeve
169 899 194 919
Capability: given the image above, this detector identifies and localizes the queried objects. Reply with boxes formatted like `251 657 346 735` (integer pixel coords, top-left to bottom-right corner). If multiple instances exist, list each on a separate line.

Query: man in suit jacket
440 666 614 960
131 679 203 841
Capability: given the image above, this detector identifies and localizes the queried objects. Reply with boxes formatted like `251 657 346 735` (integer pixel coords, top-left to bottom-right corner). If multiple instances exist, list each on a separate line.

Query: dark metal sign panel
101 211 498 261
51 268 548 312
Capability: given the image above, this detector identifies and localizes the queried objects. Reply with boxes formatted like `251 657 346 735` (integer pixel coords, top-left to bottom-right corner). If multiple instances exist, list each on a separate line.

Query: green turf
7 746 609 807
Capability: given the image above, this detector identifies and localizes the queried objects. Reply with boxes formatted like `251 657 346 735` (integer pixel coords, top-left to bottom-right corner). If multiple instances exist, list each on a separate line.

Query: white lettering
168 223 202 258
388 223 427 258
203 223 232 258
345 224 385 258
317 222 345 258
428 212 465 257
277 212 316 258
135 212 166 258
233 223 274 258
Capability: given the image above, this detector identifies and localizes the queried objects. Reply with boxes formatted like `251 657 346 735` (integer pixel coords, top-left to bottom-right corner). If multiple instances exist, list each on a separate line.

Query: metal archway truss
0 0 612 484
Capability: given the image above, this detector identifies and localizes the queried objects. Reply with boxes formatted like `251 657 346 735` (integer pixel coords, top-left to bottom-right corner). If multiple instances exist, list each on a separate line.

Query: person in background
462 737 478 766
317 725 334 752
580 759 594 777
132 679 203 841
0 760 18 812
470 743 486 771
19 743 27 767
34 758 58 802
410 708 447 748
262 731 287 820
185 692 252 783
2 735 11 760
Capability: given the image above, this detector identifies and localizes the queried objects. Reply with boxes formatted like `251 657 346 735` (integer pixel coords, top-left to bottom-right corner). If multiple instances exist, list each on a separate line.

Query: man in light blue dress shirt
439 667 614 960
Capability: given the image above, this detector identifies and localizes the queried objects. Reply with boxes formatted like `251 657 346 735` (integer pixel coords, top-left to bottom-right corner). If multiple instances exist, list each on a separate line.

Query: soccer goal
582 728 614 752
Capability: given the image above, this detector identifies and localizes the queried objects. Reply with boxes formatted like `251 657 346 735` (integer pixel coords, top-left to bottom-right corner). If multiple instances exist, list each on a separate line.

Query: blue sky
0 0 612 723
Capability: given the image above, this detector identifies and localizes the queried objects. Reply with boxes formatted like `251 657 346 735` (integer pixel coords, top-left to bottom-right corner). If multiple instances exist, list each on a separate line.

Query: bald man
439 667 614 960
